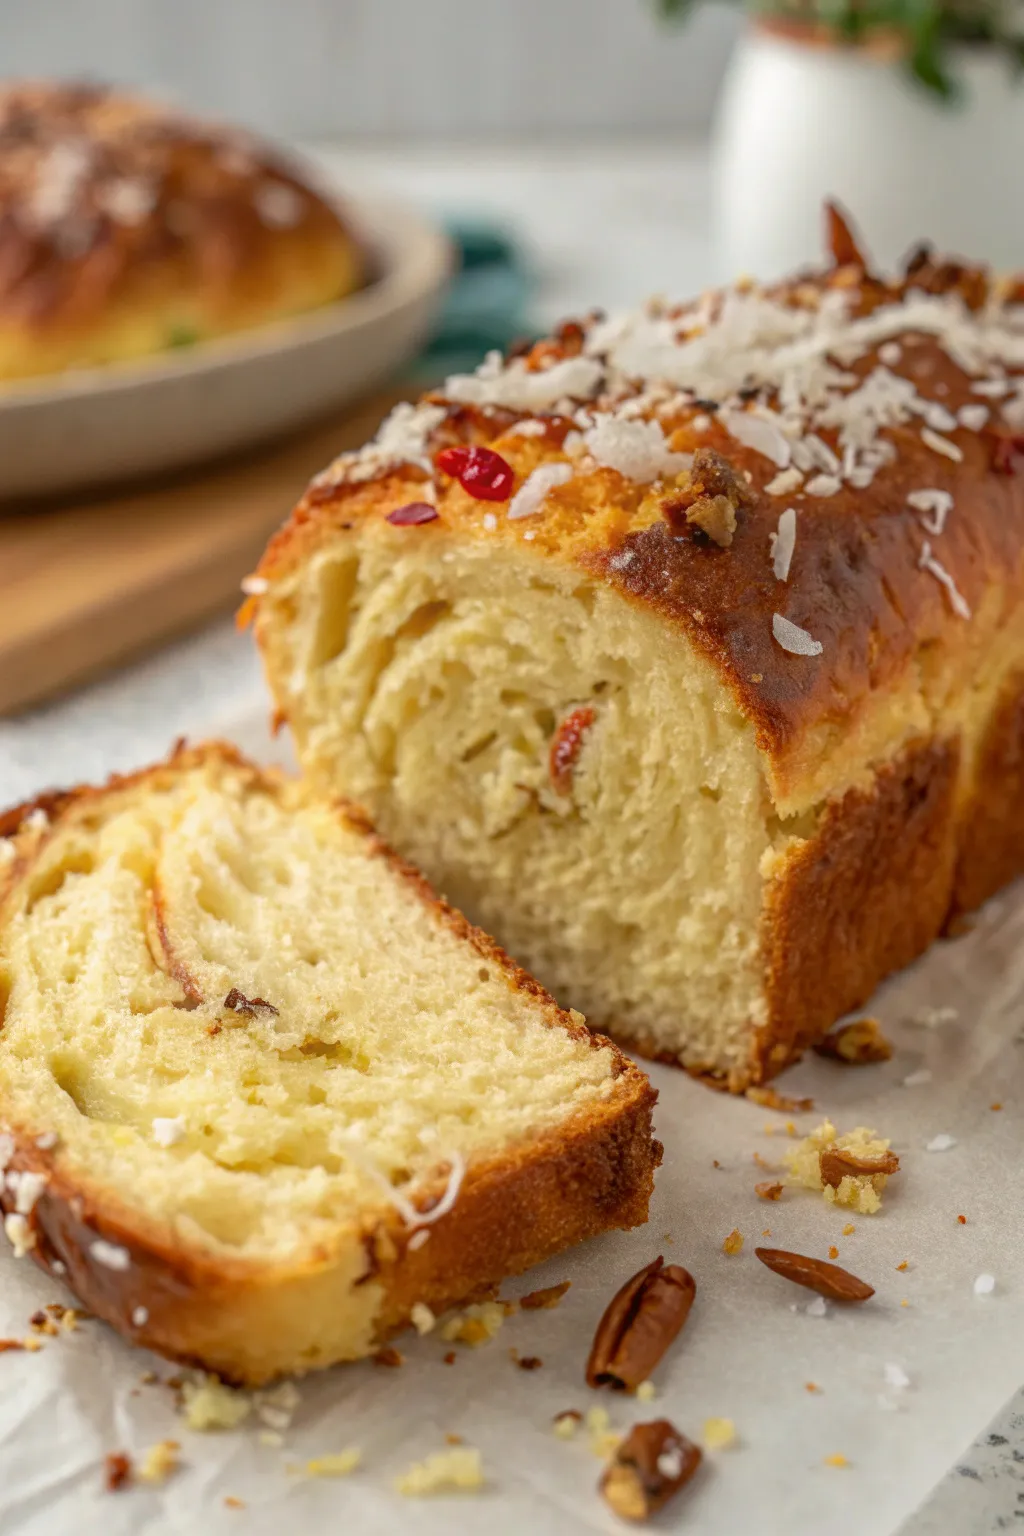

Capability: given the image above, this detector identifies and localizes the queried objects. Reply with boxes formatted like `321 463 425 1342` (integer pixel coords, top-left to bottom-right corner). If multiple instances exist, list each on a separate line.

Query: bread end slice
0 742 657 1384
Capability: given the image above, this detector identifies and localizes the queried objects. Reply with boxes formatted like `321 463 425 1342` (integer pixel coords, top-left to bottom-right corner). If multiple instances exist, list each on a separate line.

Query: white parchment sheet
1 707 1022 1536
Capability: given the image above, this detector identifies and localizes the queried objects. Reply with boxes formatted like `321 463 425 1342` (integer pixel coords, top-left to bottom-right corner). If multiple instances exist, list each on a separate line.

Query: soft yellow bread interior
0 752 619 1263
261 536 778 1077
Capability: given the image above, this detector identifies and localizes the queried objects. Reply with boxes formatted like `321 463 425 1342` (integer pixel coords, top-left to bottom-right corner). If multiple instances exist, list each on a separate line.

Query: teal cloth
411 218 535 382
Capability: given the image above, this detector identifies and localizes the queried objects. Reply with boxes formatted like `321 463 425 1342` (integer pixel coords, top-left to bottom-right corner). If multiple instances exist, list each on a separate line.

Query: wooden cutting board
0 388 404 717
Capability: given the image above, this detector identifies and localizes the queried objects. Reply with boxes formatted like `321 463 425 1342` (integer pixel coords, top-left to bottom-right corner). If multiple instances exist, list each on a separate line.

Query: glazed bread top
0 81 364 378
255 212 1024 817
0 743 630 1268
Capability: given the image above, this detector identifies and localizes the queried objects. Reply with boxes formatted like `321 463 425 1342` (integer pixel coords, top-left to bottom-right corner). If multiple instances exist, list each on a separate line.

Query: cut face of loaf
0 743 657 1383
253 230 1024 1088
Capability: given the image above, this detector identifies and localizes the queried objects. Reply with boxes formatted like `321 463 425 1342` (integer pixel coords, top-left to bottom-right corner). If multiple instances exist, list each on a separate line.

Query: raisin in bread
0 743 656 1383
250 213 1024 1089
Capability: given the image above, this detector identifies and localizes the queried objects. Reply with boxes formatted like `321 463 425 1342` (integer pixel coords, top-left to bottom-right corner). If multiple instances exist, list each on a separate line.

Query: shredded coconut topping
508 462 573 519
445 351 603 413
907 489 953 536
582 417 692 482
772 613 823 656
920 428 963 462
919 541 971 619
718 408 791 468
770 508 797 581
764 466 803 496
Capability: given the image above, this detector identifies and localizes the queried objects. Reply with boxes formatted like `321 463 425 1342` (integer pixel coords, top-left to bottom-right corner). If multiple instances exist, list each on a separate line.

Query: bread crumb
411 1303 436 1335
180 1374 251 1431
22 1335 43 1352
439 1300 507 1346
552 1410 582 1440
842 1223 855 1235
373 1347 404 1368
585 1405 622 1460
303 1449 361 1477
991 1103 1003 1111
957 1214 967 1225
137 1440 180 1484
896 1260 908 1272
224 1496 246 1510
703 1418 736 1451
824 1453 849 1468
104 1453 132 1491
395 1447 483 1495
785 1120 895 1213
900 1299 910 1308
445 1434 463 1446
4 1213 35 1257
974 1273 996 1295
518 1280 571 1310
805 1382 821 1393
828 1246 839 1259
636 1380 657 1402
722 1228 744 1255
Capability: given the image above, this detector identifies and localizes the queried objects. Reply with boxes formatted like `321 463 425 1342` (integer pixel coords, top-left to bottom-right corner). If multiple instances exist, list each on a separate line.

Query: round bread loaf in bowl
0 80 365 382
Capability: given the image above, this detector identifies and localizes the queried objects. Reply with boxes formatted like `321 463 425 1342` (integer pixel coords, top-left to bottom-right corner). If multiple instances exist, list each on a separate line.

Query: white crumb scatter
508 462 573 519
909 1005 958 1028
903 1069 933 1088
396 1447 484 1496
920 428 963 462
23 809 49 833
636 1380 657 1402
132 1306 149 1327
4 1212 35 1257
957 403 989 431
804 474 841 497
408 1229 431 1250
719 407 791 468
181 1375 253 1431
925 1133 956 1152
446 352 603 413
240 575 268 597
772 612 823 656
765 466 804 496
907 489 954 536
482 512 497 531
255 1381 301 1433
35 1132 58 1151
919 540 971 618
410 1302 436 1335
152 1116 186 1148
90 1238 131 1270
96 177 156 226
253 181 305 229
770 507 797 581
884 1363 911 1390
582 416 692 482
805 1296 828 1318
879 341 902 366
974 1274 996 1296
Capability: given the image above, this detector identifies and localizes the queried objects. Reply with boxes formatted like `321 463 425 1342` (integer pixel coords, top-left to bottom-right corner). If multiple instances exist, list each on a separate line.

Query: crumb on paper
411 1303 436 1335
552 1410 582 1440
301 1449 361 1478
824 1453 849 1468
745 1086 814 1113
828 1245 839 1260
518 1280 571 1310
703 1418 736 1451
636 1380 657 1402
805 1382 821 1393
805 1296 828 1318
180 1374 252 1431
896 1260 909 1272
224 1497 246 1510
925 1133 956 1153
814 1017 893 1064
722 1228 744 1255
443 1351 456 1365
842 1224 855 1236
395 1447 484 1495
104 1452 132 1491
884 1363 910 1391
991 1103 1003 1112
137 1440 181 1484
785 1120 895 1213
374 1347 404 1368
974 1274 996 1295
958 1214 967 1225
439 1300 508 1346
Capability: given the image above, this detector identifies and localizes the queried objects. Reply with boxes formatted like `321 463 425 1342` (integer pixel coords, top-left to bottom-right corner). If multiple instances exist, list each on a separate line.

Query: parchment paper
1 706 1022 1536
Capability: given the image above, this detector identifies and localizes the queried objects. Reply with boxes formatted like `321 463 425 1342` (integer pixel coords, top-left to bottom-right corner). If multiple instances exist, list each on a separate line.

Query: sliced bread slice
0 742 657 1384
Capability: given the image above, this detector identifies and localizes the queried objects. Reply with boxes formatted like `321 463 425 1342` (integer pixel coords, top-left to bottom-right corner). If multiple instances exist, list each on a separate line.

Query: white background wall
0 0 740 137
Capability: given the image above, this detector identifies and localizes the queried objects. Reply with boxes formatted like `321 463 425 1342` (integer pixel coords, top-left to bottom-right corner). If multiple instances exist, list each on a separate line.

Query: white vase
712 27 1024 282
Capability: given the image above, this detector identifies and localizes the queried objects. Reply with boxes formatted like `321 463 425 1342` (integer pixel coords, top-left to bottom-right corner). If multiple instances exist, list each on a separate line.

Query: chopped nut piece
702 1418 737 1451
599 1420 701 1522
755 1181 783 1201
137 1440 180 1485
755 1247 874 1302
685 493 737 547
814 1018 893 1065
104 1453 132 1492
517 1355 543 1371
662 448 753 546
785 1121 897 1213
586 1257 695 1392
395 1447 484 1495
519 1280 571 1310
374 1347 404 1368
722 1229 744 1255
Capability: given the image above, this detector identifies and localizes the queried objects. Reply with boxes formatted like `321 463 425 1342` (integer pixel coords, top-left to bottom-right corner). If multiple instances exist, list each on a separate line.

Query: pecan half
549 707 596 796
223 988 279 1018
819 1147 900 1188
814 1018 893 1065
586 1257 695 1392
599 1419 701 1523
755 1247 874 1302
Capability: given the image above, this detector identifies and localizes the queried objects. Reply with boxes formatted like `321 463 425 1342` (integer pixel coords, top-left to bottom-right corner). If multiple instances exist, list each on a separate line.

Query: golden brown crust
0 740 658 1383
0 81 364 378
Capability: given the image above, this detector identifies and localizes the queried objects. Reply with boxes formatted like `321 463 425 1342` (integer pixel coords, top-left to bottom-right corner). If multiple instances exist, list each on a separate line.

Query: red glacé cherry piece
386 501 439 526
435 445 514 501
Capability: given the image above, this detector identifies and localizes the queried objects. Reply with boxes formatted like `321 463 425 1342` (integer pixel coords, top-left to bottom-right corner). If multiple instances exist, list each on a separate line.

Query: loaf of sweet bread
0 82 364 380
0 742 656 1383
251 211 1024 1089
